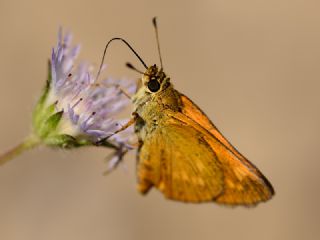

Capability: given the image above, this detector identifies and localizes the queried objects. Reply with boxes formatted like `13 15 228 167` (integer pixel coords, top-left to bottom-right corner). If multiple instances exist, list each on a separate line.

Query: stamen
53 100 60 111
81 111 97 130
71 98 83 109
84 111 96 123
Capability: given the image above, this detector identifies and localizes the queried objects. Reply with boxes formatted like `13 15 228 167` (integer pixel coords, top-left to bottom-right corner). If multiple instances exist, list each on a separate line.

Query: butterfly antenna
126 62 145 74
96 37 148 81
126 62 153 78
152 17 163 69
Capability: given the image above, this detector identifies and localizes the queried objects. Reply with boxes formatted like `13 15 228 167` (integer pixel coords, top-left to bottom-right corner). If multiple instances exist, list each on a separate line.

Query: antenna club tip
152 17 157 27
126 62 134 68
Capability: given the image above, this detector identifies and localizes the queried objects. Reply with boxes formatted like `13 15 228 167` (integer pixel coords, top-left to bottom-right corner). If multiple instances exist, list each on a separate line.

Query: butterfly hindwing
137 117 224 203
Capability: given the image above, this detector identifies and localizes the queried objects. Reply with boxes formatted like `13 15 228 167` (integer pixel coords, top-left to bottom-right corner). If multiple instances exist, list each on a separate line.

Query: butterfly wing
138 110 274 205
179 93 249 161
137 117 224 203
177 93 274 205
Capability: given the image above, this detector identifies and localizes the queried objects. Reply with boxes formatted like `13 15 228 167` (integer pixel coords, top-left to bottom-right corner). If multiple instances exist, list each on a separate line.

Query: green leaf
45 134 85 148
38 110 63 138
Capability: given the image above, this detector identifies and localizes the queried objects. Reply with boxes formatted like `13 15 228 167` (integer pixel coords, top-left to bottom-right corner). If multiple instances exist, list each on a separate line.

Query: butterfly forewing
171 95 274 205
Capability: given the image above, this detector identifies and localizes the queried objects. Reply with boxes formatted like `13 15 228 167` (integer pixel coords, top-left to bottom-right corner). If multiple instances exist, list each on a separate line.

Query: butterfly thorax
132 65 182 136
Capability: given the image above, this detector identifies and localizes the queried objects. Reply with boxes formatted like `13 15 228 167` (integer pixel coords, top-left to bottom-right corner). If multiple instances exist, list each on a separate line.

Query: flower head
33 29 136 148
1 29 136 166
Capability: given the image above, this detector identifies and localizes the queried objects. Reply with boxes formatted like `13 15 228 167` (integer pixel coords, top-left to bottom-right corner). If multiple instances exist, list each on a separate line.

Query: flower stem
0 136 41 166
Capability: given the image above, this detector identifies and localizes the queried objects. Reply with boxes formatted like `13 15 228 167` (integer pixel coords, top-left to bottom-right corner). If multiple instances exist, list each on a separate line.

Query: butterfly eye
147 79 160 92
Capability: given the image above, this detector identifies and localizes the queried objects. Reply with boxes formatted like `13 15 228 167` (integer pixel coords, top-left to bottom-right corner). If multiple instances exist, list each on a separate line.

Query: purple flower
38 29 136 146
0 28 136 167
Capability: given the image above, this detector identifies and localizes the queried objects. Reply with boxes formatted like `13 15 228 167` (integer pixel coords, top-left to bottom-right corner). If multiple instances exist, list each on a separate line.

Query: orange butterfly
100 18 274 205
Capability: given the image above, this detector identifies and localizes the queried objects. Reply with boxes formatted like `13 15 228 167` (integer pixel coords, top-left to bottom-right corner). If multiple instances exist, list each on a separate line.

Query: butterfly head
142 64 170 93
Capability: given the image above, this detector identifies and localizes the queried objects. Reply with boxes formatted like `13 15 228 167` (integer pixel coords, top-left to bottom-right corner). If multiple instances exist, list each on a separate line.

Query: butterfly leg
115 84 132 99
96 113 139 174
96 113 138 146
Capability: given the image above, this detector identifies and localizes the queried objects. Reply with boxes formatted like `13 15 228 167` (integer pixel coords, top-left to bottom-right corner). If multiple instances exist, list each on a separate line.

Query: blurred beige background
0 0 320 239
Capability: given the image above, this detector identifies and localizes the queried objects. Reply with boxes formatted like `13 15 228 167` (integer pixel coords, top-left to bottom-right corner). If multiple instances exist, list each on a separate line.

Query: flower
0 29 136 167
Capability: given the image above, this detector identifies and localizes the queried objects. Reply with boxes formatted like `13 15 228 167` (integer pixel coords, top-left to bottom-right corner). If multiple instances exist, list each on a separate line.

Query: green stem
0 136 41 166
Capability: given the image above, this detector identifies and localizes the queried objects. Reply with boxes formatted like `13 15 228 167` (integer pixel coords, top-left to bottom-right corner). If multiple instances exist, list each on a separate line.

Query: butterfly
98 18 274 205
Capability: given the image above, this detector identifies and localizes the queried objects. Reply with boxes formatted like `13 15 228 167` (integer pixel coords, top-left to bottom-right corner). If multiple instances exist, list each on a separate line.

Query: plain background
0 0 319 240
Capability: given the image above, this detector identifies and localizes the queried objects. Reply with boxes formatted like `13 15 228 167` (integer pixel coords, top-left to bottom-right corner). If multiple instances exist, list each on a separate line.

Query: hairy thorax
132 84 181 139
